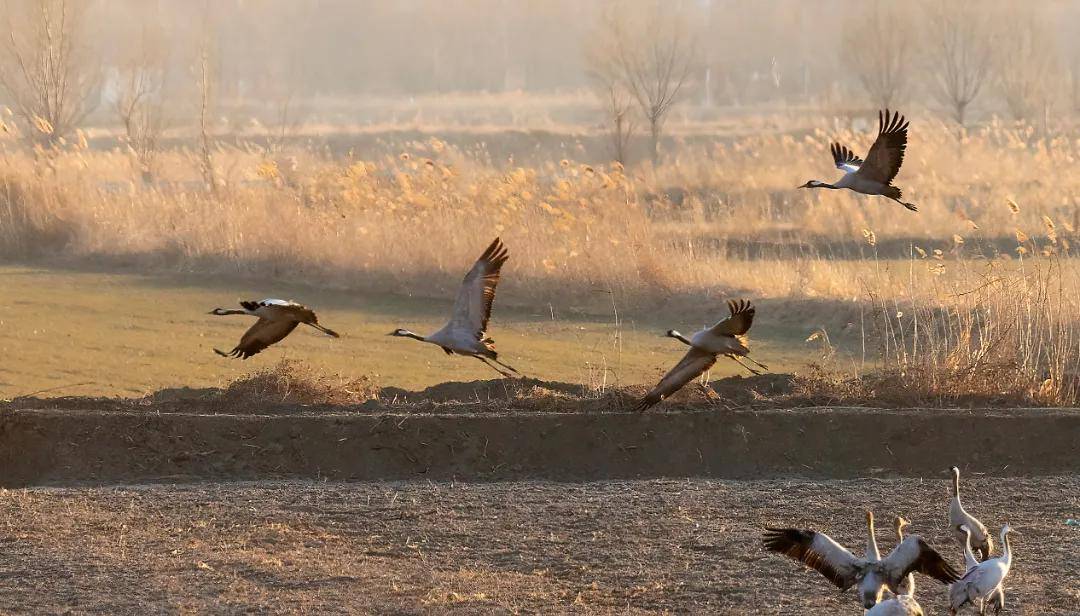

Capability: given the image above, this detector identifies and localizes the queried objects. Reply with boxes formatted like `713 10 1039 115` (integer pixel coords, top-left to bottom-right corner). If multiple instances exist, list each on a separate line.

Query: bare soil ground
0 478 1075 615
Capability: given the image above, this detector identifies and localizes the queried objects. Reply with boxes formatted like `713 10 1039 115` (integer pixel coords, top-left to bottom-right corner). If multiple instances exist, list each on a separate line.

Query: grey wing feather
708 299 756 337
635 347 716 410
448 237 509 339
882 536 961 589
856 109 909 185
762 527 862 590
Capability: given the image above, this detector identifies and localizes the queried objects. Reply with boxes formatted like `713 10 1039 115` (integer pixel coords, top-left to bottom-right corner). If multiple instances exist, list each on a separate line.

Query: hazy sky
8 0 1080 125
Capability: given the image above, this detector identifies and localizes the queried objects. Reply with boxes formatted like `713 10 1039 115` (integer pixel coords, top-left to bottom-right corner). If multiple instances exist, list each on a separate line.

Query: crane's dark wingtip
632 396 659 412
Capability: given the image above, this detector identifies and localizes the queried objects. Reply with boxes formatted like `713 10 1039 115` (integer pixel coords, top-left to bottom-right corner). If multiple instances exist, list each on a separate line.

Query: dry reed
4 115 1080 404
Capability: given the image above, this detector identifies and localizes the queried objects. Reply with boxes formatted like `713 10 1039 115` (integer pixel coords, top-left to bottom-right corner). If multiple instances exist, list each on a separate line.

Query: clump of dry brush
222 358 379 407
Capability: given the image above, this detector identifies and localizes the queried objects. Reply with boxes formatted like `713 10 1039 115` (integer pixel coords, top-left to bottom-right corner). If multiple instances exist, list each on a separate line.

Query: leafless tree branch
588 1 697 166
114 22 168 184
842 2 912 109
0 0 101 145
924 1 994 130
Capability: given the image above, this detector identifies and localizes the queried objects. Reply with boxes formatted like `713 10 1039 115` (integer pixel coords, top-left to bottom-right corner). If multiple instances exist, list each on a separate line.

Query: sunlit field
2 110 1080 404
0 265 816 398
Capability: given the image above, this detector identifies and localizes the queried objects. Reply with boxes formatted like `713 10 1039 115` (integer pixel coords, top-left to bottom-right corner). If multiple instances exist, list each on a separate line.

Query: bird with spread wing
799 109 917 212
210 299 339 359
636 299 765 411
389 237 520 378
763 511 961 610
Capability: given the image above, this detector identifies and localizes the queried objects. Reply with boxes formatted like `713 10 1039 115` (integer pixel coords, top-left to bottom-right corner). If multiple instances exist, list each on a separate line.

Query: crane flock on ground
207 110 1021 613
762 469 1014 614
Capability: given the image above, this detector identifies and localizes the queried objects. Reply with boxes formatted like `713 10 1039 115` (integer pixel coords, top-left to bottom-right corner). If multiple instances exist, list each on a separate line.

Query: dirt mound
7 366 1056 417
220 359 379 406
380 377 582 403
0 402 1075 487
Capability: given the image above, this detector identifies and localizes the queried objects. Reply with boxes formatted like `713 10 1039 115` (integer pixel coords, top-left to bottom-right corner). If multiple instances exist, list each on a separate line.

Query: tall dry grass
3 114 1080 403
818 253 1080 406
6 118 1080 301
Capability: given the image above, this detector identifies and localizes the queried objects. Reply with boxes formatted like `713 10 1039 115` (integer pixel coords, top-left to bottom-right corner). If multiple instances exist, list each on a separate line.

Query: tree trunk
955 102 967 158
613 114 626 165
650 118 660 166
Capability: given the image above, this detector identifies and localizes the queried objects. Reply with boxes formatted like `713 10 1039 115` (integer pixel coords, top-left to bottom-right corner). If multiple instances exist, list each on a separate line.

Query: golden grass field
3 111 1080 403
0 265 815 399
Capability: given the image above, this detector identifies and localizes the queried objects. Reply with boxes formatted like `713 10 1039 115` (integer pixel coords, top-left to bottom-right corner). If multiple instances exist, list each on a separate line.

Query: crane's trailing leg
492 356 521 376
727 355 763 376
745 356 769 372
476 356 514 378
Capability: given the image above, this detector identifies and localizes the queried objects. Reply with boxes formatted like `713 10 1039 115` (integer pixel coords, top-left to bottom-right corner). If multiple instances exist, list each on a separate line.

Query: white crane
865 517 925 615
949 466 994 561
959 524 1004 611
865 575 922 616
389 238 520 377
949 524 1015 615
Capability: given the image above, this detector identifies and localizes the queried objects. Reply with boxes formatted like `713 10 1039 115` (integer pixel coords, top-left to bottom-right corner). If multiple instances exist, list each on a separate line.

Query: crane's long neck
403 331 426 342
667 330 693 346
214 309 249 316
952 471 961 501
865 513 880 561
961 527 978 570
1001 530 1012 567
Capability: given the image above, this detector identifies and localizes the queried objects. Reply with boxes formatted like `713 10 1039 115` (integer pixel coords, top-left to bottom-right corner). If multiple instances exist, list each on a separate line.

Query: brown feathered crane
635 299 764 411
210 299 339 359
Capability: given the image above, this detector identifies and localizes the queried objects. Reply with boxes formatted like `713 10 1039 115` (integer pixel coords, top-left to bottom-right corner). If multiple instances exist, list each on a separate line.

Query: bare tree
924 2 994 131
196 15 219 196
585 17 635 165
600 78 635 165
591 2 696 166
996 6 1058 123
263 43 309 154
841 2 913 109
0 0 101 145
114 25 167 184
